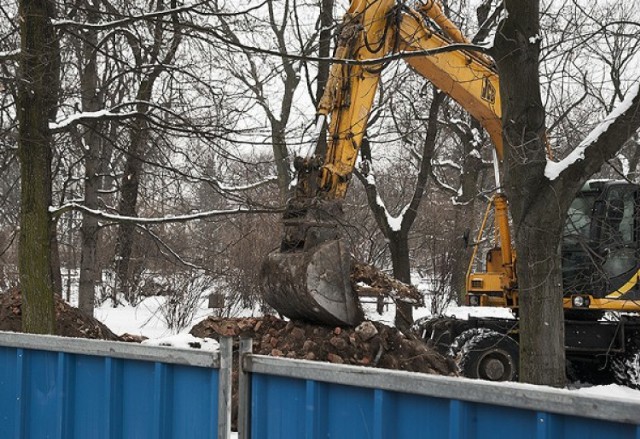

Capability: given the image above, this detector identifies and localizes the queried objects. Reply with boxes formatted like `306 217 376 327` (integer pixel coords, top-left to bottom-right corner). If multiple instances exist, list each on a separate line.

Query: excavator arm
261 0 513 326
315 0 503 200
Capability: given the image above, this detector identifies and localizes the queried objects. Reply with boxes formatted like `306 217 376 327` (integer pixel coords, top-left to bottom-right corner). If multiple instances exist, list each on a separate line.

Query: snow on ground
361 300 514 326
573 383 640 400
93 296 212 339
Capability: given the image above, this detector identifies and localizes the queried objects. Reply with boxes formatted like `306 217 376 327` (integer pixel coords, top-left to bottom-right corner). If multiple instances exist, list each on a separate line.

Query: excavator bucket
261 239 364 327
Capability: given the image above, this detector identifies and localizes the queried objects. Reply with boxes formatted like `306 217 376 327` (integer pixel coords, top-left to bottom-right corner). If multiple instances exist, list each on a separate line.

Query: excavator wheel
458 330 519 382
449 328 493 358
566 357 614 386
260 238 364 327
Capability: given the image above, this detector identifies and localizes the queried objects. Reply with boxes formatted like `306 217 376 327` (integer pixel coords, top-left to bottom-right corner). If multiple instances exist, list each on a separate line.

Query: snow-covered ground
94 296 213 340
84 292 640 403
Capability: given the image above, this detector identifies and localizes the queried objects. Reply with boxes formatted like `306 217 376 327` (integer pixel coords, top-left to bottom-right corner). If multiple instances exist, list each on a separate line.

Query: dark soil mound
191 315 455 375
0 289 119 340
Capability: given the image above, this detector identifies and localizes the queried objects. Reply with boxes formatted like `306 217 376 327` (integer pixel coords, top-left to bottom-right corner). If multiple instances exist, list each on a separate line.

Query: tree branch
50 203 283 222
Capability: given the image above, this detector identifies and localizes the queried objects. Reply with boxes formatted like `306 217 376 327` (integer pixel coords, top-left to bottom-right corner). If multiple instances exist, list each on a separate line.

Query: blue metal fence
3 331 640 439
0 331 230 439
240 344 640 439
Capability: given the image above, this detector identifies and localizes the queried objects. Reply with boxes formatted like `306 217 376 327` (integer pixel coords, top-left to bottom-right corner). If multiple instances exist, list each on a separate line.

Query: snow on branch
361 164 408 233
432 159 462 172
50 203 280 223
49 109 139 131
545 82 640 181
215 175 278 192
377 194 409 232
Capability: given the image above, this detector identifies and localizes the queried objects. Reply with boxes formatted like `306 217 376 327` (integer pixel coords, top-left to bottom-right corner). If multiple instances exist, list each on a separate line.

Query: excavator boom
261 0 508 326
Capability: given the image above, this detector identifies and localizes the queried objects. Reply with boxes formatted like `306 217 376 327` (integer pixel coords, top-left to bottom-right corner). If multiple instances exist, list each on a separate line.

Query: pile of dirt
191 315 455 375
351 262 423 305
0 289 119 340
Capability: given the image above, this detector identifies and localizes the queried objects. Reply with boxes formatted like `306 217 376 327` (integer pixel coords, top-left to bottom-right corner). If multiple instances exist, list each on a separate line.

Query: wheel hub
483 357 506 381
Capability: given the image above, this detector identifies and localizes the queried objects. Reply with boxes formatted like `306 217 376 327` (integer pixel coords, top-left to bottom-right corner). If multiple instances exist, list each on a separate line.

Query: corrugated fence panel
251 373 306 437
244 354 640 439
0 332 222 439
4 332 640 439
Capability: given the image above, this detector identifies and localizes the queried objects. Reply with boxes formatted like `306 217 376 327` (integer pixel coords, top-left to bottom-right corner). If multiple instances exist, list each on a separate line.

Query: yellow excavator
261 0 508 326
261 0 640 386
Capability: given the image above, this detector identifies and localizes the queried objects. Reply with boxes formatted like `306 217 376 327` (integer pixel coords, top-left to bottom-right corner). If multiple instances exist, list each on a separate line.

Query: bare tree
71 0 104 315
113 0 184 300
0 1 20 290
214 0 322 203
493 0 640 386
17 0 60 333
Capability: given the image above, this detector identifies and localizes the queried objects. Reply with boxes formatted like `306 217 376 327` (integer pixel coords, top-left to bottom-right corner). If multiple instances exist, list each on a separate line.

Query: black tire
611 340 640 390
410 316 441 340
449 328 493 357
459 330 519 382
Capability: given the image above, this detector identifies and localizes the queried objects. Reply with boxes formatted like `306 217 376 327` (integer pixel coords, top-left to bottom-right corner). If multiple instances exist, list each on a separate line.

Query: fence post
238 337 253 439
218 336 233 439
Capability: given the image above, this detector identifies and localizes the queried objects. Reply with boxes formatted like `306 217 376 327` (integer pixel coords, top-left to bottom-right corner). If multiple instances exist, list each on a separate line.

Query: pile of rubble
191 315 455 375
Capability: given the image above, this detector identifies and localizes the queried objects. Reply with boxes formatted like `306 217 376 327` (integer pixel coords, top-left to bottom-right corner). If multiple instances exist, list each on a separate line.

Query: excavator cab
466 180 640 314
562 180 640 311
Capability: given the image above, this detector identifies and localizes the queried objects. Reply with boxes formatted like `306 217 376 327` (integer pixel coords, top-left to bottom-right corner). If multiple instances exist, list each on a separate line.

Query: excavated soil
0 289 119 340
191 315 455 375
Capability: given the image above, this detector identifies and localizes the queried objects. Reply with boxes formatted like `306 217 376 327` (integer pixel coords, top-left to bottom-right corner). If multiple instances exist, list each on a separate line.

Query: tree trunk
515 218 566 386
271 122 292 203
449 205 476 303
314 0 334 158
17 0 58 334
50 228 62 295
493 0 566 386
448 120 485 302
114 5 182 299
115 113 147 301
388 233 413 331
77 0 102 315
